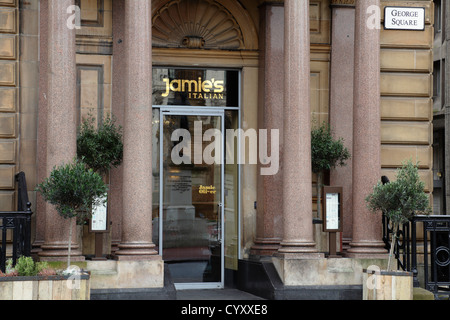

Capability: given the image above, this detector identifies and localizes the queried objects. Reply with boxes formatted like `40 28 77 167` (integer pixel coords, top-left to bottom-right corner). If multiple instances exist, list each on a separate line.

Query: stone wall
380 1 434 196
0 0 19 212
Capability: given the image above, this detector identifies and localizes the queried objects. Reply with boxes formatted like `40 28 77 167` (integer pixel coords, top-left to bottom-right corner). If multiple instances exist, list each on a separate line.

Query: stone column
114 0 157 259
109 0 126 256
277 0 320 257
251 2 284 257
329 1 355 252
346 0 386 257
39 0 83 260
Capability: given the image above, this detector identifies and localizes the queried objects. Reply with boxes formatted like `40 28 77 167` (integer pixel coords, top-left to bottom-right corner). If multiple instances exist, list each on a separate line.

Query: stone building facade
0 0 434 298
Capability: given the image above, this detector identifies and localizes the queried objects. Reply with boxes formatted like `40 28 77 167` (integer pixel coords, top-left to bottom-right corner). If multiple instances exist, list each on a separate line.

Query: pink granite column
251 2 284 257
346 0 386 258
277 0 320 256
329 3 355 252
39 0 83 261
109 0 125 256
114 0 157 259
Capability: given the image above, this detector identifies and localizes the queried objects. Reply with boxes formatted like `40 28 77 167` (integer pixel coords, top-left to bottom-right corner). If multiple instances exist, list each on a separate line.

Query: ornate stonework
152 0 245 50
330 0 355 5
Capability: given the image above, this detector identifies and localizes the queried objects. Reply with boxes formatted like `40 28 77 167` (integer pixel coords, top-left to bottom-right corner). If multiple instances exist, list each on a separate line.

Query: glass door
160 111 224 289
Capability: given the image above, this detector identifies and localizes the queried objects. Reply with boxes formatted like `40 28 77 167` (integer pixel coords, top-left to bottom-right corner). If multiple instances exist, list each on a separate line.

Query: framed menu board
89 196 109 233
323 186 343 232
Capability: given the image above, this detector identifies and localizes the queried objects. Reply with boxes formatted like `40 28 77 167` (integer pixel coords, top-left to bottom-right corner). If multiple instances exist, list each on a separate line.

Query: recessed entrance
161 111 224 288
152 68 240 289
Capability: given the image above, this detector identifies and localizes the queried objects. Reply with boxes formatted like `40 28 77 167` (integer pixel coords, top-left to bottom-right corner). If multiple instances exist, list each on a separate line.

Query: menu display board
89 196 109 233
323 186 343 232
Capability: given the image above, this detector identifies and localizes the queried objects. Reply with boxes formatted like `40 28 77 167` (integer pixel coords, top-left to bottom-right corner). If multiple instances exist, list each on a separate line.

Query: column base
274 252 325 259
38 244 85 262
276 240 324 258
114 242 158 260
110 240 120 256
250 238 281 257
345 240 388 259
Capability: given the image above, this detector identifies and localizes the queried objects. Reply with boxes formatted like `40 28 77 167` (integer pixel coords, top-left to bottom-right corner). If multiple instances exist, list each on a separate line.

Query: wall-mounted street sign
384 7 425 31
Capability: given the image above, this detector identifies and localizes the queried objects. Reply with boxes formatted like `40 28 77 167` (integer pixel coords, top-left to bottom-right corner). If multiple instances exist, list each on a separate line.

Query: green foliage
311 122 351 174
77 114 123 174
5 258 15 275
366 160 431 225
35 159 108 220
13 256 50 277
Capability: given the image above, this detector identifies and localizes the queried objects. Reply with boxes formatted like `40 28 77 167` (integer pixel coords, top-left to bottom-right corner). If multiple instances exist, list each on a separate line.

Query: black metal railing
382 213 411 271
412 216 450 296
384 214 450 298
0 206 33 273
0 172 33 273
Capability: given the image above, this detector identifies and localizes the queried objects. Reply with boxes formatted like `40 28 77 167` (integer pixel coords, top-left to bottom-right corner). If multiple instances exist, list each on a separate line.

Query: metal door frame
159 108 225 290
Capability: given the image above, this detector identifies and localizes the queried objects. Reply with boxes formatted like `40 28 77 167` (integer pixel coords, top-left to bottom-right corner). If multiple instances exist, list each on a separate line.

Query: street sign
384 7 425 31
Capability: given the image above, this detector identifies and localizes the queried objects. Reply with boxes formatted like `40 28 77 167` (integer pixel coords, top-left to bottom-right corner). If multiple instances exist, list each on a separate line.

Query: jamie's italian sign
152 68 239 107
384 7 425 31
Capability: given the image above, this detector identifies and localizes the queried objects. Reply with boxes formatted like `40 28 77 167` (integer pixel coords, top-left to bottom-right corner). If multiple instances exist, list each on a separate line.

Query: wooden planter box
363 269 413 300
0 273 90 300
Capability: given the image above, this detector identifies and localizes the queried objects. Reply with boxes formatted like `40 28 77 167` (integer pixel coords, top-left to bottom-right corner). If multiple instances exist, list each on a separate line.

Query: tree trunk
67 217 73 270
387 222 398 271
317 171 323 219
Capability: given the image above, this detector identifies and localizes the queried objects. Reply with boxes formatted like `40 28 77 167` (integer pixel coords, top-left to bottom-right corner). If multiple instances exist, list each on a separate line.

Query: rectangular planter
363 269 413 300
0 274 90 300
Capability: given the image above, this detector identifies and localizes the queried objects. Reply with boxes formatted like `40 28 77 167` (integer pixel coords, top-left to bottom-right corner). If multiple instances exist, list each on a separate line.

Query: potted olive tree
364 160 431 299
76 114 123 257
311 122 351 219
36 159 108 270
77 114 123 175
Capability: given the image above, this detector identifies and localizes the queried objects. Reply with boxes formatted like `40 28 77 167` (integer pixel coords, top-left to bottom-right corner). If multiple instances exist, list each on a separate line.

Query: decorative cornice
330 0 355 6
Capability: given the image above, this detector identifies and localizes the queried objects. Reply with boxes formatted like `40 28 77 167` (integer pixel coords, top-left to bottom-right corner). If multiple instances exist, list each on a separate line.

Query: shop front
152 68 241 288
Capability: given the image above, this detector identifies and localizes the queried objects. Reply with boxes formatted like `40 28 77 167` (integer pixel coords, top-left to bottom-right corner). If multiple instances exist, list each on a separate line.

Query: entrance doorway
160 111 225 289
152 67 241 290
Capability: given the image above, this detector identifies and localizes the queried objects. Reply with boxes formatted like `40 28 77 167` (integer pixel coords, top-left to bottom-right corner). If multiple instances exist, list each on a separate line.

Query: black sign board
152 68 239 107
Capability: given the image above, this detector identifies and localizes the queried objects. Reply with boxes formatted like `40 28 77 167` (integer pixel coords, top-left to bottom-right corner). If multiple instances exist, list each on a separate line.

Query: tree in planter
36 159 107 271
365 160 431 271
76 114 123 225
311 122 351 219
77 114 123 175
